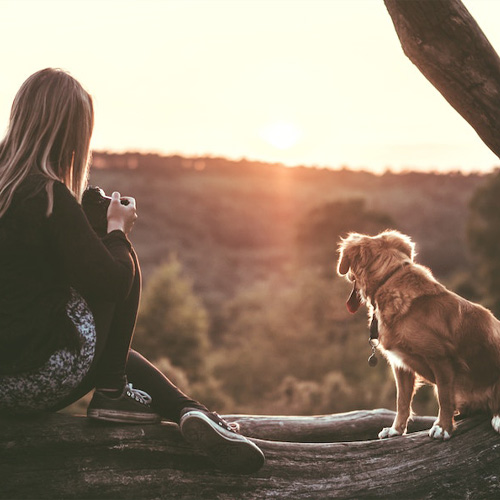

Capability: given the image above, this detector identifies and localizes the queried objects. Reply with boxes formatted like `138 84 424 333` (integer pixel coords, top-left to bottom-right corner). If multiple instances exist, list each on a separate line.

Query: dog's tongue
346 282 361 313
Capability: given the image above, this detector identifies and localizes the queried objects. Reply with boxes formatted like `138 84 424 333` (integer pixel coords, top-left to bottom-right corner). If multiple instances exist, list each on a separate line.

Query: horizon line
91 149 498 177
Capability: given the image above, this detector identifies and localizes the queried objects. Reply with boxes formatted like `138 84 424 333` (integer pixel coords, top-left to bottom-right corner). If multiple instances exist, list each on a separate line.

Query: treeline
90 151 487 287
65 151 496 418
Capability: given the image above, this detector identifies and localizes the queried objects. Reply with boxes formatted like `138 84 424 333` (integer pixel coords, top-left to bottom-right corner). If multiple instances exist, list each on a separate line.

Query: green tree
467 171 500 315
133 255 210 380
213 270 394 415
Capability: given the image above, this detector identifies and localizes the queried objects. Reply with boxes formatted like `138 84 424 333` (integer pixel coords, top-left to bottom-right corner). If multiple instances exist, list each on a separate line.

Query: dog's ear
338 253 350 275
337 233 362 276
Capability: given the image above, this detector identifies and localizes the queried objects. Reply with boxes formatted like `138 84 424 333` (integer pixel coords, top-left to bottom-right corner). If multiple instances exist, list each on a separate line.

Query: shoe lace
125 383 153 405
227 421 240 433
211 411 240 433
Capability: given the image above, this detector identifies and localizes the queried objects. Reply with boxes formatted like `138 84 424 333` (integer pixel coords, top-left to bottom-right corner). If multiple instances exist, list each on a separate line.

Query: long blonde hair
0 68 94 217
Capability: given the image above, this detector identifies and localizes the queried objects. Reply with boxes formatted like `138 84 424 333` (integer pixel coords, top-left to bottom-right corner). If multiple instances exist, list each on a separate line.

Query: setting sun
259 121 302 150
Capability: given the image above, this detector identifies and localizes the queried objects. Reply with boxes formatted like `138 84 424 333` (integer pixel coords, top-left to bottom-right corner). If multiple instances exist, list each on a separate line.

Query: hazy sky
1 0 499 173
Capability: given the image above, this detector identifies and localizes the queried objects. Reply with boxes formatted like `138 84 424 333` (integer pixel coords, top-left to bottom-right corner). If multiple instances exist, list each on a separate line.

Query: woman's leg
91 247 142 392
49 248 141 410
126 350 207 424
52 247 205 420
50 248 265 472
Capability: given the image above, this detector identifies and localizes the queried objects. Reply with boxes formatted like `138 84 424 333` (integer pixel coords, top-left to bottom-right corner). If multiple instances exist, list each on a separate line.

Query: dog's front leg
379 366 415 439
429 362 455 441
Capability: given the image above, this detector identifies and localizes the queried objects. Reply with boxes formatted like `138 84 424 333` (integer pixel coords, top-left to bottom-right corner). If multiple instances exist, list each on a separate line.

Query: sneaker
180 408 265 474
87 383 161 424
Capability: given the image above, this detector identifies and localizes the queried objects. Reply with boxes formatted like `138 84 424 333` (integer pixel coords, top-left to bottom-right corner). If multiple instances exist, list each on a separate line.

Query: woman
0 68 264 474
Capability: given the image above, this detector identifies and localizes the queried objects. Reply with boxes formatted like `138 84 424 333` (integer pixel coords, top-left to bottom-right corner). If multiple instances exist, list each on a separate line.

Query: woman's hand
106 191 137 235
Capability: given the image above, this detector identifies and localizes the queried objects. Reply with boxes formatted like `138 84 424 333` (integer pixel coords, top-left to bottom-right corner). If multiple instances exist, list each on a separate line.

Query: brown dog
337 230 500 440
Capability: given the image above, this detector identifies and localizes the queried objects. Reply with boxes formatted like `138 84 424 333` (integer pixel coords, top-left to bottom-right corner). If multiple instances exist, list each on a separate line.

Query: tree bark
2 410 500 499
384 0 500 159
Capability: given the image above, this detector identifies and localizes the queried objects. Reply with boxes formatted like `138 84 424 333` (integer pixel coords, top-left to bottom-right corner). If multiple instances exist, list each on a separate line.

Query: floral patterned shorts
0 288 96 413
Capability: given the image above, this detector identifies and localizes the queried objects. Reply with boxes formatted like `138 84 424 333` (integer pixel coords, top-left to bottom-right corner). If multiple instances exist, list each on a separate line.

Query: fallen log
1 409 500 499
232 408 434 443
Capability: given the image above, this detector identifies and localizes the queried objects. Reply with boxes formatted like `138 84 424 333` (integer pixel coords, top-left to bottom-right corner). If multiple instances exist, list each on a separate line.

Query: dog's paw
491 415 500 434
429 424 451 441
378 427 402 439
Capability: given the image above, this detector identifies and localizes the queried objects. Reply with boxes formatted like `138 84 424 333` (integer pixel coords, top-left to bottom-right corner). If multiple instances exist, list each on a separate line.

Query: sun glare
260 121 302 150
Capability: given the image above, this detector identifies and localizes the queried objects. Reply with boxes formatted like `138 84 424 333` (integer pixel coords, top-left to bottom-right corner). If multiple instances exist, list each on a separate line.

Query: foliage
468 170 500 315
212 270 395 414
90 154 484 302
85 152 488 417
132 255 210 380
296 198 395 275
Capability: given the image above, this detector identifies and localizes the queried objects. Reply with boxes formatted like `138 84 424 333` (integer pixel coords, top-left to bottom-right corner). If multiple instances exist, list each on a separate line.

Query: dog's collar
371 261 411 303
369 261 411 342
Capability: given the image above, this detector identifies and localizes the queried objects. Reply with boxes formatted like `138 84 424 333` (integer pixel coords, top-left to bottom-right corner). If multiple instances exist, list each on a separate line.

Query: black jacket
0 175 134 374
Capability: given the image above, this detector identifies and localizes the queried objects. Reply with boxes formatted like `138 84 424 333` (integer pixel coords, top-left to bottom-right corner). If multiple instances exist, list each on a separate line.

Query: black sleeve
47 181 135 301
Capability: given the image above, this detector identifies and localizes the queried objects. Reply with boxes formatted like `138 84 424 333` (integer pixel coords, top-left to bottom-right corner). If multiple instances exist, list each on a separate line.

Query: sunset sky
1 0 500 173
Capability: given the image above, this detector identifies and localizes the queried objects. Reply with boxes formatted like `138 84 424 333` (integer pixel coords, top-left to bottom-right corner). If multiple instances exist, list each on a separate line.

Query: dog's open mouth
346 282 361 313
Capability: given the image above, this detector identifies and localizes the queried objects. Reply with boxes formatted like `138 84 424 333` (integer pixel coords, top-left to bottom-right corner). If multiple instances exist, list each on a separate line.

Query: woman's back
0 174 135 375
0 174 77 374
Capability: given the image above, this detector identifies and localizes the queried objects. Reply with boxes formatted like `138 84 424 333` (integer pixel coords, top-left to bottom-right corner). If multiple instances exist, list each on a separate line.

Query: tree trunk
2 410 500 499
384 0 500 159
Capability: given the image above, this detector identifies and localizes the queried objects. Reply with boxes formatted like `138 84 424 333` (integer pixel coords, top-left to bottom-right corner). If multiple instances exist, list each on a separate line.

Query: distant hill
89 151 488 312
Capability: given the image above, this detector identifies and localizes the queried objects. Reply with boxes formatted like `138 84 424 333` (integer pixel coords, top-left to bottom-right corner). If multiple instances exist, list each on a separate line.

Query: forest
66 150 498 419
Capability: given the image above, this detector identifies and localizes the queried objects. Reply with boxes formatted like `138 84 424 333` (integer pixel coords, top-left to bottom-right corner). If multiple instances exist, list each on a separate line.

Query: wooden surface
384 0 500 160
1 410 500 499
